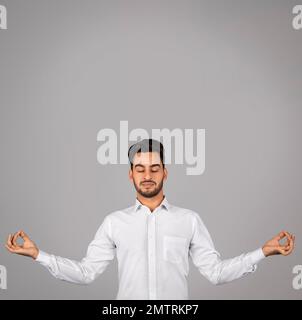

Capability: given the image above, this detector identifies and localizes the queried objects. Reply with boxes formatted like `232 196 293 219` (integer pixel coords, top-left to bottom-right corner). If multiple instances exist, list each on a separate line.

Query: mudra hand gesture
262 231 295 257
5 230 39 260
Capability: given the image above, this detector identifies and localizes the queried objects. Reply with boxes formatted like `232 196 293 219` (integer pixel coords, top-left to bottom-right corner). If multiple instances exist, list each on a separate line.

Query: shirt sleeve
189 212 266 285
35 215 116 285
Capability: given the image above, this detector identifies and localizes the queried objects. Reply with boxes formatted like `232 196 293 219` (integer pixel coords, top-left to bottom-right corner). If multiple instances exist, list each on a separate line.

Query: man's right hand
5 230 39 260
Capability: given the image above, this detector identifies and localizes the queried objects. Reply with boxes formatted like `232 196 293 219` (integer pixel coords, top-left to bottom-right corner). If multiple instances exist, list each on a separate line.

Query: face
129 152 167 198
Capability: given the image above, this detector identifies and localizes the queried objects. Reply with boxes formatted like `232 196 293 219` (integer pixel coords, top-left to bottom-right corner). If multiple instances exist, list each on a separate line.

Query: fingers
5 234 19 253
9 229 28 245
276 246 287 255
20 230 30 241
277 231 292 245
285 234 295 255
281 233 295 256
282 231 291 248
12 231 21 247
277 231 287 240
5 230 28 254
271 231 295 257
5 243 23 254
6 234 11 246
6 234 11 249
6 234 16 249
5 243 17 253
283 232 292 247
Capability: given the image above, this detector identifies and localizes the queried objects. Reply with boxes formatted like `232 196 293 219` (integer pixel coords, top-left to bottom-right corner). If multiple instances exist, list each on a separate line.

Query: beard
133 178 164 198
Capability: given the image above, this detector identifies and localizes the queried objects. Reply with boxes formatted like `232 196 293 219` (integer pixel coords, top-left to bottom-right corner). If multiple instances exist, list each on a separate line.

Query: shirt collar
134 196 170 212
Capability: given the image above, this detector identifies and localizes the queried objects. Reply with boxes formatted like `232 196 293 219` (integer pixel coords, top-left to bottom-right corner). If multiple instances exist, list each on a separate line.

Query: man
5 139 295 299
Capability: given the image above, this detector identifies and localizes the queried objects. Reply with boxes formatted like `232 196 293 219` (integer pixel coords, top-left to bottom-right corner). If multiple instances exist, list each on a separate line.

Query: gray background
0 0 301 299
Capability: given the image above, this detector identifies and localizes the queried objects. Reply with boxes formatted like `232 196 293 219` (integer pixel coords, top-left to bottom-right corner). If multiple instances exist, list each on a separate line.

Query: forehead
132 152 161 166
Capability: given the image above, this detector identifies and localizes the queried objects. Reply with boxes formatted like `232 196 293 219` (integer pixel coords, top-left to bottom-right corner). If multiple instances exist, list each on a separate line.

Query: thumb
276 246 287 255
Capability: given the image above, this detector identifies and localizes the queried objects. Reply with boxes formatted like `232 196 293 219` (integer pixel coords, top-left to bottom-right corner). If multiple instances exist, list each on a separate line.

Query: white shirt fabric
36 196 266 299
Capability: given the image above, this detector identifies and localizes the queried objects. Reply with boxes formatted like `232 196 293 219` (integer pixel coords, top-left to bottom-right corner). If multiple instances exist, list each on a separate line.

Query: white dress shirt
36 196 266 299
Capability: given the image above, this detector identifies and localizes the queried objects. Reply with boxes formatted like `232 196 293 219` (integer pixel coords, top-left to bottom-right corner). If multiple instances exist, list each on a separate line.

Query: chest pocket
163 235 188 264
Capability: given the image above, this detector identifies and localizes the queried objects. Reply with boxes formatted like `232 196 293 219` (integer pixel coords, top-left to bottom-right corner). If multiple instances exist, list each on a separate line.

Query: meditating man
5 139 295 299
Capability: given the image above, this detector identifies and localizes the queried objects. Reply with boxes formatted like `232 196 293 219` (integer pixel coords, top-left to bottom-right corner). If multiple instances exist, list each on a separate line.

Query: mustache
140 180 156 185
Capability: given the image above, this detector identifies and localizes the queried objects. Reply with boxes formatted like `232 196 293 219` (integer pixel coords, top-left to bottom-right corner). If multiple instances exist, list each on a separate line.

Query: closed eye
151 165 161 172
135 165 145 172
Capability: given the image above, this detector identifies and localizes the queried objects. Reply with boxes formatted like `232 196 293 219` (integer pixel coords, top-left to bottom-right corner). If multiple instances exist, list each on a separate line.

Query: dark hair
128 139 165 169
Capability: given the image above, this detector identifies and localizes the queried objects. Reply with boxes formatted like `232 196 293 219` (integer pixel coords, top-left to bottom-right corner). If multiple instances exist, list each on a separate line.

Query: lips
141 182 155 186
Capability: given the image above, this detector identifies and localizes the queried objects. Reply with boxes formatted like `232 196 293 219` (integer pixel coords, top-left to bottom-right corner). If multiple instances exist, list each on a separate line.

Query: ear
129 168 133 181
163 167 168 181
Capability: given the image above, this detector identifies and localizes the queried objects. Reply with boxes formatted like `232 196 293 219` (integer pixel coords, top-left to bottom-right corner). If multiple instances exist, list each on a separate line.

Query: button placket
147 212 157 300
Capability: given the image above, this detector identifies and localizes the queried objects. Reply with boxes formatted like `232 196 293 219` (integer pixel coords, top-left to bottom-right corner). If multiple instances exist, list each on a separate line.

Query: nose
143 169 153 180
144 172 151 180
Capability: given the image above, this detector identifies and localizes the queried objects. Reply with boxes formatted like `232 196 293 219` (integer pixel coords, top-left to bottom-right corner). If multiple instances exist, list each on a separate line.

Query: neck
136 191 165 212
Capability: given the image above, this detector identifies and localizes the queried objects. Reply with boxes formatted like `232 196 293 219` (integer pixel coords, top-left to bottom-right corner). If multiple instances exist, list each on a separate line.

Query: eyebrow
134 164 161 168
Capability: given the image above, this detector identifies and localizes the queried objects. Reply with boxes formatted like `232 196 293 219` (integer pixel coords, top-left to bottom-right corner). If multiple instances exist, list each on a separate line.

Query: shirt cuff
247 247 266 266
35 250 52 265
